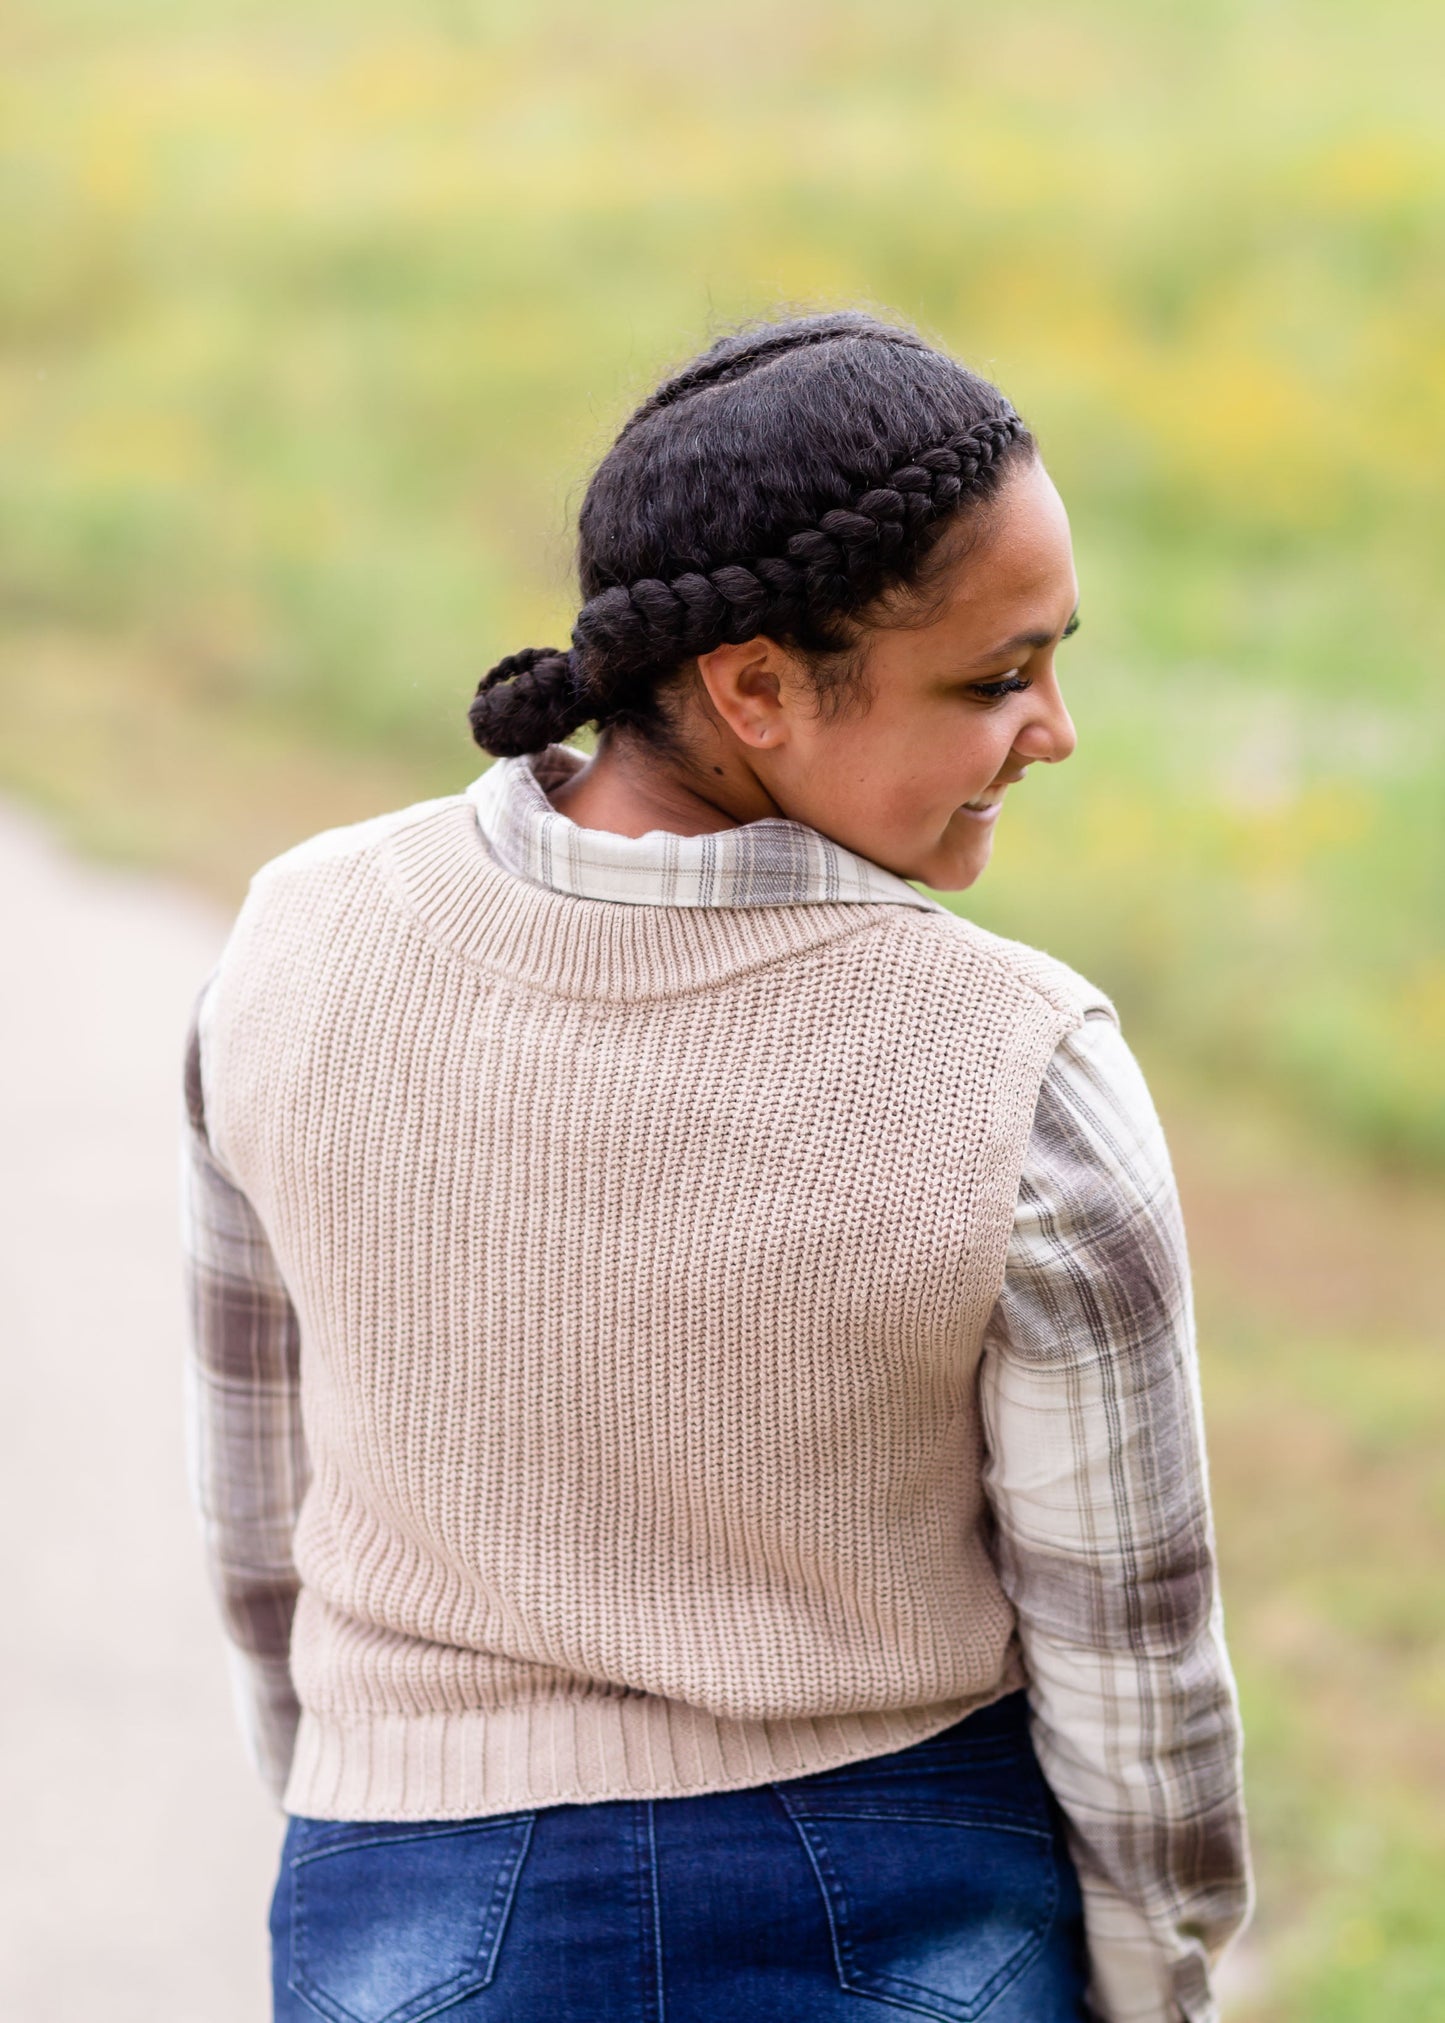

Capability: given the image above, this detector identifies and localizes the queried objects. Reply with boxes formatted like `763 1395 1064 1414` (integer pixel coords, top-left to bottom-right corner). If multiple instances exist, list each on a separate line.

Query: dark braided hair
469 312 1036 758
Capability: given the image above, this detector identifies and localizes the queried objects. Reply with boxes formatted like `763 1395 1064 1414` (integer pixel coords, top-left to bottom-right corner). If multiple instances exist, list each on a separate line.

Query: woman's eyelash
969 674 1033 702
967 617 1077 701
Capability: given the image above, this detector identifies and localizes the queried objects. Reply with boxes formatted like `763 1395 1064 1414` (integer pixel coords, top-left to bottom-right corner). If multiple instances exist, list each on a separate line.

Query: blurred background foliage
1 1 1442 2015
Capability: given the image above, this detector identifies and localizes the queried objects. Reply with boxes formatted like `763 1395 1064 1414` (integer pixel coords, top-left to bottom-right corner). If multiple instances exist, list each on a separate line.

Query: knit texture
199 791 1116 1821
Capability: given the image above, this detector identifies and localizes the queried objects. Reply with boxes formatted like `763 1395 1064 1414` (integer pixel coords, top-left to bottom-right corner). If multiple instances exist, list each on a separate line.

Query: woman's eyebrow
965 607 1080 665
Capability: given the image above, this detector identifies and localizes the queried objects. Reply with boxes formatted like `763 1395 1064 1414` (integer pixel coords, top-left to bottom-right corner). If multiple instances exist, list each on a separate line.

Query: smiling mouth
960 773 1025 813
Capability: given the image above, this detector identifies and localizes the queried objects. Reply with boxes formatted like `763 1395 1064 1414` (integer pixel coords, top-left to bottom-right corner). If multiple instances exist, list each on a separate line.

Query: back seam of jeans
647 1800 667 2023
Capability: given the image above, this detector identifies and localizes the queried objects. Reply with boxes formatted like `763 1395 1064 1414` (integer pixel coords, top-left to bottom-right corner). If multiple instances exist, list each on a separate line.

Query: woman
182 311 1252 2022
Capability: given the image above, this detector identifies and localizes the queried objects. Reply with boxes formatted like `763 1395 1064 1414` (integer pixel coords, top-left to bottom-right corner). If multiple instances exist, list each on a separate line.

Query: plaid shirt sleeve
980 1011 1253 2023
180 978 309 1807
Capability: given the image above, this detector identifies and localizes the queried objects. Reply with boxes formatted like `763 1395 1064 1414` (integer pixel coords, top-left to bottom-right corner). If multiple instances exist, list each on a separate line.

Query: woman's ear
694 636 800 751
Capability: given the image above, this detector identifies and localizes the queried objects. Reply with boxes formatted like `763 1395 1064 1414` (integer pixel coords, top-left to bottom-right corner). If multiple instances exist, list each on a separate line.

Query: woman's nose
1014 691 1077 766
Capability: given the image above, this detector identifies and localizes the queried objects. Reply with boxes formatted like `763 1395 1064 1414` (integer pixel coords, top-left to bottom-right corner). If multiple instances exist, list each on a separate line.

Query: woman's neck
543 726 782 840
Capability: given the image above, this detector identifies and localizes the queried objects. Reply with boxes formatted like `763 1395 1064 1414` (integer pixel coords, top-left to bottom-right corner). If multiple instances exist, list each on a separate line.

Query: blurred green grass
1 0 1441 1163
1 4 1443 2014
1202 1296 1445 2021
1137 1073 1445 2020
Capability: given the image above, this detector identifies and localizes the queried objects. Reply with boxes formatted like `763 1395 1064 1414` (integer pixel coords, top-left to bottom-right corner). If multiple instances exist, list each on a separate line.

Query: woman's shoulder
888 904 1120 1034
243 791 466 898
205 792 475 1001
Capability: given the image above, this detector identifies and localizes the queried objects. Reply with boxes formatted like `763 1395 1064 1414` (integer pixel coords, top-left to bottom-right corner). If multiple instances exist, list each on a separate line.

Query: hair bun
468 645 590 758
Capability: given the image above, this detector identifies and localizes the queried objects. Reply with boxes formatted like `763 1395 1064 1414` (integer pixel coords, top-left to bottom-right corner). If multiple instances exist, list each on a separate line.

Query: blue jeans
270 1689 1089 2022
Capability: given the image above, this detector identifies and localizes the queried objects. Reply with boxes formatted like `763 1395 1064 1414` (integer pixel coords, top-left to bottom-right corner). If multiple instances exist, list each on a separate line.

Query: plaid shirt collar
468 745 948 914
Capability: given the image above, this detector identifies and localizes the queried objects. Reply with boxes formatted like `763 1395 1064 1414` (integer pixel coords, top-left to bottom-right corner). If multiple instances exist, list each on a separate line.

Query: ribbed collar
466 745 946 914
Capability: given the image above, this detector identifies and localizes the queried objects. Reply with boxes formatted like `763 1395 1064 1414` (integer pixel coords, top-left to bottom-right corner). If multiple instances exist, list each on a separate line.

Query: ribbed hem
282 1676 1022 1822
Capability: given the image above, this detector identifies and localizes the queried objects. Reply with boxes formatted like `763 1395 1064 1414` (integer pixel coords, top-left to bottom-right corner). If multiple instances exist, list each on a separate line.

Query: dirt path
0 801 279 2020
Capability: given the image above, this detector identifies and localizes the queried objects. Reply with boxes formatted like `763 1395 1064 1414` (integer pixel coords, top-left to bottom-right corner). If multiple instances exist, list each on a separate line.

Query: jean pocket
287 1813 535 2023
773 1767 1060 2023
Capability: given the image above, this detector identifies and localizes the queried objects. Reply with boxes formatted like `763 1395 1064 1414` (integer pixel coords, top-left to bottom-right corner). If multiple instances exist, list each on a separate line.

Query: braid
628 313 928 428
470 315 1036 757
557 413 1027 696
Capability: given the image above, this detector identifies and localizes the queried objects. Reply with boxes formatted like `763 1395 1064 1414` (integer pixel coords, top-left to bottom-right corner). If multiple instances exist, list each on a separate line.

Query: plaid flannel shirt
181 746 1251 2023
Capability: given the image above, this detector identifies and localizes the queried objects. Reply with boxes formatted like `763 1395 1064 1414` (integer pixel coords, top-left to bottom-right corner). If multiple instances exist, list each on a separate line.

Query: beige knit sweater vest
201 792 1116 1820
